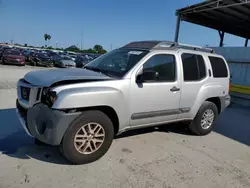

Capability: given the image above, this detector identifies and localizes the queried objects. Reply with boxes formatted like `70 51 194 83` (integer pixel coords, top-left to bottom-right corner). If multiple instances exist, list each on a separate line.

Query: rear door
178 52 210 119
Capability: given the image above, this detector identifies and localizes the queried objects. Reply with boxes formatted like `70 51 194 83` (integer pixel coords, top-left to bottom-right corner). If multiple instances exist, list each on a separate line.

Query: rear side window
181 53 206 81
209 56 228 78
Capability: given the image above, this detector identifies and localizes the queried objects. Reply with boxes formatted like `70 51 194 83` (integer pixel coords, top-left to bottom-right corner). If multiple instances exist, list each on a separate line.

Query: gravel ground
0 65 250 188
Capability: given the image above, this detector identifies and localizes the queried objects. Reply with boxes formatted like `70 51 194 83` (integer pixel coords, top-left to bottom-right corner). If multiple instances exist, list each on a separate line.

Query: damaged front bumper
16 99 81 146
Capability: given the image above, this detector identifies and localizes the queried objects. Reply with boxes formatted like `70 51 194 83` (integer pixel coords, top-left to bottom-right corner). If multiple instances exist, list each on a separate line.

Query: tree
93 44 103 53
47 35 51 46
44 34 51 47
44 34 48 47
93 44 107 54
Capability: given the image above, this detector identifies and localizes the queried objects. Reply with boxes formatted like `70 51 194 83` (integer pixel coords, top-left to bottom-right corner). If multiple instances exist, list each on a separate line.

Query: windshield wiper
84 66 115 78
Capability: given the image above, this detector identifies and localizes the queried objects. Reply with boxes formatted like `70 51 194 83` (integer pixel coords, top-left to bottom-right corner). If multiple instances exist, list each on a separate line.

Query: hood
61 60 75 65
4 55 24 59
24 68 114 87
37 56 51 61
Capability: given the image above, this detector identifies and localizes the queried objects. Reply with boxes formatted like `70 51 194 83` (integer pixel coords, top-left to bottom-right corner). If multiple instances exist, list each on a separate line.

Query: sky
0 0 247 50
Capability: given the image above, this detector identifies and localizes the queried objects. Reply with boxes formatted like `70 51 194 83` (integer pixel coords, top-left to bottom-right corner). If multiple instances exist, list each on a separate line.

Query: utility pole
110 44 112 50
80 28 83 50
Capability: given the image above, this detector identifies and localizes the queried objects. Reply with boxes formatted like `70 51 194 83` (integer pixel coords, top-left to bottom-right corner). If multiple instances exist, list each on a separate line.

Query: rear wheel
189 101 218 136
60 110 114 164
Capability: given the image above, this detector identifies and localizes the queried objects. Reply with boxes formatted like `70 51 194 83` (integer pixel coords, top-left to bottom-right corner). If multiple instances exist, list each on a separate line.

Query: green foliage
47 35 51 40
93 44 107 54
44 34 48 41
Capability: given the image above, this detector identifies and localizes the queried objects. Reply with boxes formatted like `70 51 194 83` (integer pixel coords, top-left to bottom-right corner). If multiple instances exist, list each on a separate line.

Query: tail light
228 78 231 93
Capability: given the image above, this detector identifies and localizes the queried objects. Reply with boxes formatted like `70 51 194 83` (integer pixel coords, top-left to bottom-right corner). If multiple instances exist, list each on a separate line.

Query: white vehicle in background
54 55 76 68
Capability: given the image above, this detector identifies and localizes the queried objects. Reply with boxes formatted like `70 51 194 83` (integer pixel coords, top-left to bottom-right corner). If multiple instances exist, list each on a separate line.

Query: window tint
197 55 206 79
209 56 228 78
143 54 175 82
181 53 206 81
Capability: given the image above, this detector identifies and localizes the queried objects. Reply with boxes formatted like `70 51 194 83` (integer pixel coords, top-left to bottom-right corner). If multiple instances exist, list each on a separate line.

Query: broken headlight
41 87 57 107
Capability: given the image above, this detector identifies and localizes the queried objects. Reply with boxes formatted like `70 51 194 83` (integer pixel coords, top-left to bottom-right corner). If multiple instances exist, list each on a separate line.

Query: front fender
52 86 129 129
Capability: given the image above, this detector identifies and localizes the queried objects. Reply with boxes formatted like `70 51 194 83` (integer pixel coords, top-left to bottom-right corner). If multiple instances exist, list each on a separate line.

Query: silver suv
16 41 231 164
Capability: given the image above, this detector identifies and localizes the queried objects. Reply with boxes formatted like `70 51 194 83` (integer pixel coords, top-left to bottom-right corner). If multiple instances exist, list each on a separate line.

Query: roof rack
154 41 214 53
121 41 214 53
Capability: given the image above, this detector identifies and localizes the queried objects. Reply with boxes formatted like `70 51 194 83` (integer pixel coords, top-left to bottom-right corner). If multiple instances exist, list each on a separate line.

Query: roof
121 40 214 53
176 0 250 39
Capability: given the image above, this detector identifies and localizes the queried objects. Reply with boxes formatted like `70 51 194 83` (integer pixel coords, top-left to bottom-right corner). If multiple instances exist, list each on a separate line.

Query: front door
129 52 181 127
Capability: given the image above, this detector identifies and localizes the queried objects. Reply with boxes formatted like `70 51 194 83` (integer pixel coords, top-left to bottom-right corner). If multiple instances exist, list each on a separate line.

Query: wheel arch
205 97 221 114
74 105 120 135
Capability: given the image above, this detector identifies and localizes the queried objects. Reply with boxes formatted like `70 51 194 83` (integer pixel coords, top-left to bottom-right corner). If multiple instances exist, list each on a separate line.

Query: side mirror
136 70 159 83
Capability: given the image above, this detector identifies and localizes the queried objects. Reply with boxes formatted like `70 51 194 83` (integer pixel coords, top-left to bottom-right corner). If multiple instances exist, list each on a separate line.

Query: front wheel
189 101 218 136
60 110 114 165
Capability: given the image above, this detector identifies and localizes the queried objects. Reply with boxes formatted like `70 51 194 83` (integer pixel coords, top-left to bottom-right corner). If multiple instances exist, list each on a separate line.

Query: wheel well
206 97 221 113
75 106 119 135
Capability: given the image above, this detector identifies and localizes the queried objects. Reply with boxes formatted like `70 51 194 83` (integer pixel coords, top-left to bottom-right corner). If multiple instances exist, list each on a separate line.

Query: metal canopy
175 0 250 46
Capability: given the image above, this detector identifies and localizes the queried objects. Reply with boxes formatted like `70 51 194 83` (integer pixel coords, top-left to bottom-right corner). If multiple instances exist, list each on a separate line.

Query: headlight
42 87 49 95
41 88 57 107
49 91 57 104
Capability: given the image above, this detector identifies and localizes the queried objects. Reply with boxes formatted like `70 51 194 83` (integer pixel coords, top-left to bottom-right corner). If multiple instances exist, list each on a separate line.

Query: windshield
62 56 72 60
85 49 149 78
5 50 22 56
38 53 49 57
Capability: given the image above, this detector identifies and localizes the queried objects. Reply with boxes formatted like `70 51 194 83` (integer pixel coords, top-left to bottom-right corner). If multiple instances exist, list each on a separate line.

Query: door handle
170 86 180 92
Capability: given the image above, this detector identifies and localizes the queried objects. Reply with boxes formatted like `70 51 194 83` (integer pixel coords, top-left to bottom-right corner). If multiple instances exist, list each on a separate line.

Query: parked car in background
75 55 92 68
30 52 54 67
54 55 76 68
2 49 25 66
69 55 77 61
45 50 61 64
0 46 11 60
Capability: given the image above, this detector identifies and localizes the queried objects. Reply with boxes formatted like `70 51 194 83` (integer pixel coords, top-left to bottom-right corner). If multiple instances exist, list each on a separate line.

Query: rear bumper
220 94 231 112
16 99 80 145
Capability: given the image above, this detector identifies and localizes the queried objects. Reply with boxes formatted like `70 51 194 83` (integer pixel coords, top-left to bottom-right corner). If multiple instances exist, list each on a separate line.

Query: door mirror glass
136 70 159 83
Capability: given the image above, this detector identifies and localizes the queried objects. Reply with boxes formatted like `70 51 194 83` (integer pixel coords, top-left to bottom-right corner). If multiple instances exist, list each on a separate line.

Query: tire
60 110 114 165
189 101 218 136
34 138 48 146
2 58 5 65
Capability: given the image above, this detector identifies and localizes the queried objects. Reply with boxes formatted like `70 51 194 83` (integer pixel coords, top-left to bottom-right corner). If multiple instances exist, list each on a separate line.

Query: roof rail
121 41 214 53
173 42 214 53
154 41 214 53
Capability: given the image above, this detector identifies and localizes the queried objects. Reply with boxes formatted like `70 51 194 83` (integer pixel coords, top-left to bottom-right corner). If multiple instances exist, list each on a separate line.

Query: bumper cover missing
16 101 80 146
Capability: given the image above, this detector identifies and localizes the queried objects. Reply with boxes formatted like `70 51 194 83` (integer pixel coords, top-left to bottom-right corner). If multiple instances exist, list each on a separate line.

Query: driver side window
143 54 176 82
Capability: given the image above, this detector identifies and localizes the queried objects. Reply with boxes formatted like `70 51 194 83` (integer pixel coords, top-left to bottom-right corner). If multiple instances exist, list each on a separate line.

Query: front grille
21 86 30 101
7 59 19 64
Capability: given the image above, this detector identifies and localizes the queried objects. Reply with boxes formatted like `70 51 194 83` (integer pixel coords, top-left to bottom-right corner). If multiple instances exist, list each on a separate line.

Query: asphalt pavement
0 65 250 188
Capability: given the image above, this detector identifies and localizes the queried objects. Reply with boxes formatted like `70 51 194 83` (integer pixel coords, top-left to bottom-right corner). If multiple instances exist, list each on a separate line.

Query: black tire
2 58 5 65
189 101 218 136
60 110 114 165
34 138 48 146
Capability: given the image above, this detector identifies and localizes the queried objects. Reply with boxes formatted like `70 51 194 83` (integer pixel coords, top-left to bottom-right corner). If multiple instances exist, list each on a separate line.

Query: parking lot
0 65 250 188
